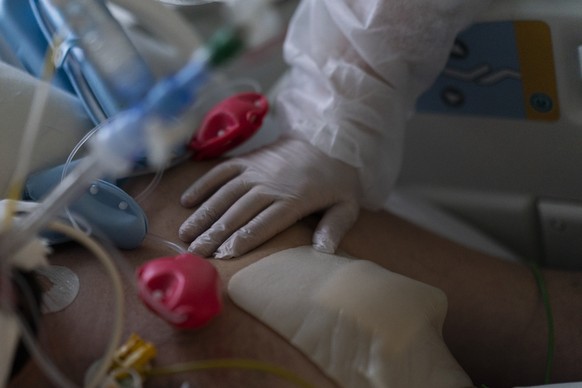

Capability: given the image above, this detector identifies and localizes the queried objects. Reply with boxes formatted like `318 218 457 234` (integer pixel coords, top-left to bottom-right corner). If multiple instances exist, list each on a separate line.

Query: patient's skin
9 160 582 388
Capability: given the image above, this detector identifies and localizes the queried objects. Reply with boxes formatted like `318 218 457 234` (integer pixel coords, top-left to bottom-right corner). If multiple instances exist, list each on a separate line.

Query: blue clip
24 163 148 250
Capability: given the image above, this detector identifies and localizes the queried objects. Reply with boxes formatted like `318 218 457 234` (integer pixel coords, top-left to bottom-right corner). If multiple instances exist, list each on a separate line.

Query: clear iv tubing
0 0 272 258
4 211 125 388
0 50 212 260
2 155 111 257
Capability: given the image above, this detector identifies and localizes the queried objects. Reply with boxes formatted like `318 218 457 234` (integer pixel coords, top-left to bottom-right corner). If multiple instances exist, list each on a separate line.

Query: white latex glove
179 136 361 259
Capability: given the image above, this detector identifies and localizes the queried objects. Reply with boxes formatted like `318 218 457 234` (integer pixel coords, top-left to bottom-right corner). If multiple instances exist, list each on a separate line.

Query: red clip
189 92 269 160
136 253 222 329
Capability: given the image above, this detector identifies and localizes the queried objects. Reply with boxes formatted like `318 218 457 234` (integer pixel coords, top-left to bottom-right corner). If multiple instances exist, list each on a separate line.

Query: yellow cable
48 220 125 388
3 42 59 229
147 358 316 388
2 194 20 231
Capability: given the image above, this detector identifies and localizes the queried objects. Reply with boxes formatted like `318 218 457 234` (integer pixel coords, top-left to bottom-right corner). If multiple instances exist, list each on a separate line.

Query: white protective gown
276 0 492 208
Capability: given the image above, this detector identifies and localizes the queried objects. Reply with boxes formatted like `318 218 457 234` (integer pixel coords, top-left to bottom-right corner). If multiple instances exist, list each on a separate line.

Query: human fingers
179 177 251 242
312 201 360 254
180 162 242 207
213 201 306 259
185 190 273 257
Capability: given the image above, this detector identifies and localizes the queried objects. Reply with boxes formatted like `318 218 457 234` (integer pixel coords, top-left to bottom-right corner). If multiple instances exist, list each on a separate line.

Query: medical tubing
1 44 58 309
6 74 53 199
140 54 209 120
61 120 162 206
0 22 244 261
49 221 125 388
529 262 555 384
5 41 57 201
102 367 143 388
206 27 245 67
0 155 113 261
61 125 101 230
145 233 187 254
133 168 165 203
9 220 125 388
12 274 78 388
62 126 101 180
84 56 211 178
147 359 315 388
90 29 242 159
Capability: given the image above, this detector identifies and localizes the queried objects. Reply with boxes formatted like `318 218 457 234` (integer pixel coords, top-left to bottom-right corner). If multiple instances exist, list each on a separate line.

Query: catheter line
148 358 316 388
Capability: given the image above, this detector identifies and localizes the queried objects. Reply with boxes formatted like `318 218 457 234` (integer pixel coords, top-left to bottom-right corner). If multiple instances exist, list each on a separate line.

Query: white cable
6 217 124 388
12 275 78 388
1 52 58 374
6 57 55 196
2 6 200 385
48 220 125 388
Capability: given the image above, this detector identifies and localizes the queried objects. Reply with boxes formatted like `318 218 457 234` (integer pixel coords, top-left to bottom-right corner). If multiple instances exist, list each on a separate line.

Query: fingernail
178 225 190 241
180 191 196 206
313 242 334 254
188 240 214 258
214 246 235 260
178 219 202 241
312 233 336 254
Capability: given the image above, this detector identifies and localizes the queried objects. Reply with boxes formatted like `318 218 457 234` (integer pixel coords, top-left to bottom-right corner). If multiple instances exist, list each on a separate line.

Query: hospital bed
398 0 582 270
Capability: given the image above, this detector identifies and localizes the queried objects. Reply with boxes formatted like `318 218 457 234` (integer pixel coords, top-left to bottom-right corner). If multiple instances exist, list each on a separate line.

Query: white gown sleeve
275 0 491 208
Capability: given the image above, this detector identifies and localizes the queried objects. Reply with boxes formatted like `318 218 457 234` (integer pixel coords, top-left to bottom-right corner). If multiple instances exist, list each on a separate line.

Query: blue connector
89 53 210 170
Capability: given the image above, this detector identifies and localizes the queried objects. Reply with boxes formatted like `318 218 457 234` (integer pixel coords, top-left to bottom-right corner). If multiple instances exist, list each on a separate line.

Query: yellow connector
109 333 157 380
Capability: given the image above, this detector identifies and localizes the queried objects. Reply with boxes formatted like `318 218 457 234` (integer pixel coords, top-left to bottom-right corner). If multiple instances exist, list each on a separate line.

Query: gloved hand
179 136 361 259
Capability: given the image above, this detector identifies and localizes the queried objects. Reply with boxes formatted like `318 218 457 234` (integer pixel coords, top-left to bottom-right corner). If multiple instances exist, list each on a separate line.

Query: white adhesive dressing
227 246 472 388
